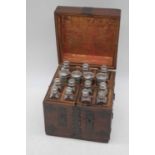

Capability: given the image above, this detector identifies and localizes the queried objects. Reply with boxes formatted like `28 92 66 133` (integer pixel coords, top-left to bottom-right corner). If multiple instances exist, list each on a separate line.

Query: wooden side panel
44 103 74 137
43 102 113 142
79 107 112 142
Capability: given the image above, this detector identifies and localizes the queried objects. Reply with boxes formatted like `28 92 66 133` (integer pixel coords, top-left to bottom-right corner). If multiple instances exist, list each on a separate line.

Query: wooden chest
43 6 121 143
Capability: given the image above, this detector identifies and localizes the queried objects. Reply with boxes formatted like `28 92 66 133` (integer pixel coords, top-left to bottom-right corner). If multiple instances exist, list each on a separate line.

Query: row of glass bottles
81 81 108 105
50 77 76 100
50 61 109 105
59 61 109 85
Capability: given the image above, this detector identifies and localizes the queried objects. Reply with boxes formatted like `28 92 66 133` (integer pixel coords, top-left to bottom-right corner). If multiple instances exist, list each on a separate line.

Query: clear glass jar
71 70 82 84
96 72 108 84
59 69 70 84
68 78 76 92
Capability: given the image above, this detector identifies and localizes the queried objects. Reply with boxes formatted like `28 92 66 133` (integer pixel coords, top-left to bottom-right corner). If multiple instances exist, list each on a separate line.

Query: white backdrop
27 0 129 155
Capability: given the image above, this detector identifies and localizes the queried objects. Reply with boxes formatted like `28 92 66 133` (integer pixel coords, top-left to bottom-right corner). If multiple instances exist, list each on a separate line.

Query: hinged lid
54 6 121 69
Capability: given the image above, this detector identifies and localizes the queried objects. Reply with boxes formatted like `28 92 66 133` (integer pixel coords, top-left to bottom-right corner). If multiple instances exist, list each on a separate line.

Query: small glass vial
59 69 70 84
53 78 62 91
96 72 108 84
99 81 107 90
50 86 60 99
68 78 76 92
64 86 74 100
62 60 70 70
71 70 82 84
82 63 89 72
84 80 92 94
83 71 95 81
81 88 92 105
96 90 107 104
100 65 108 73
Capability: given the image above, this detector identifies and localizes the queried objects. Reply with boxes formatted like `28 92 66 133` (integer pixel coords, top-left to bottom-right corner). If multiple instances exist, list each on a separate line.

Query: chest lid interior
54 6 121 69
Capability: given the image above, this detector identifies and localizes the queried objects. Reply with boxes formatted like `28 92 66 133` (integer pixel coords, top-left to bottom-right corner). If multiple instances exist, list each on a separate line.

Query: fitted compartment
46 63 115 108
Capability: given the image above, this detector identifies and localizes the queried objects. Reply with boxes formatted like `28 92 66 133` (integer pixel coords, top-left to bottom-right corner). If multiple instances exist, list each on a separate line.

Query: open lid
54 6 121 69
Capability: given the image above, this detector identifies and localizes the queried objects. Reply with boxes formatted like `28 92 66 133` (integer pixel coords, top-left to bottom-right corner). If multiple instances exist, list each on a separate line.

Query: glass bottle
100 65 108 73
81 88 92 105
59 69 70 84
96 72 108 84
62 60 70 70
71 70 82 84
68 78 76 92
82 63 89 72
64 86 74 100
83 71 95 82
84 80 92 94
53 78 62 91
96 90 107 104
50 85 60 99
